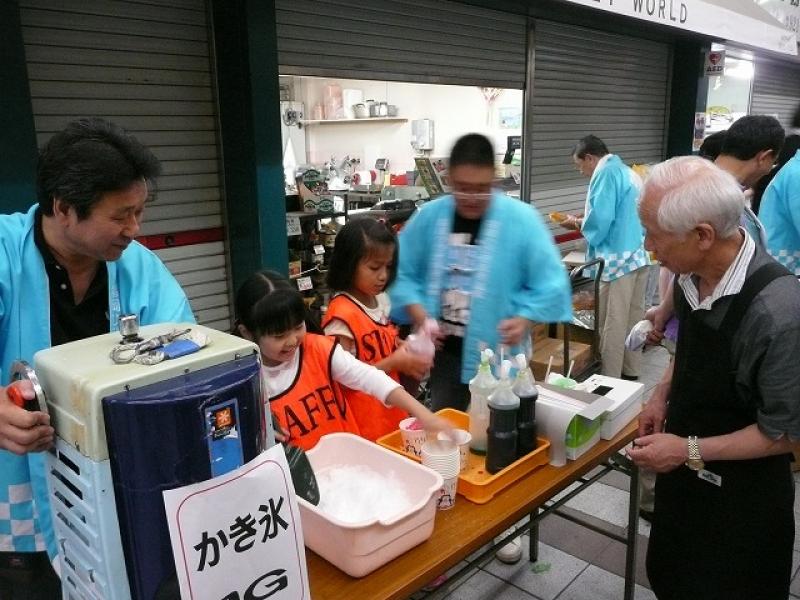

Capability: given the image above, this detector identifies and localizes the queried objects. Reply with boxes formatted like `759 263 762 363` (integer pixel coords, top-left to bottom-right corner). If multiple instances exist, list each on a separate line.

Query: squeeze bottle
467 348 496 454
512 353 538 458
485 360 520 474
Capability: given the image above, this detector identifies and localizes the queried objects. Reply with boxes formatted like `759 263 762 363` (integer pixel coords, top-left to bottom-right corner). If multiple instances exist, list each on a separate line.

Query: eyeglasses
453 191 492 201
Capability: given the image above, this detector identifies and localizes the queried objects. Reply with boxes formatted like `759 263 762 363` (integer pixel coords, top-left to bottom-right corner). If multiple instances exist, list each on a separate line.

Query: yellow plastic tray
376 408 550 504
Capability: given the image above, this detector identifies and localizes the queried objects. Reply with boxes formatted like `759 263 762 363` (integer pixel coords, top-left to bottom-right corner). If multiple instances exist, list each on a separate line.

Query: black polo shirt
33 209 109 346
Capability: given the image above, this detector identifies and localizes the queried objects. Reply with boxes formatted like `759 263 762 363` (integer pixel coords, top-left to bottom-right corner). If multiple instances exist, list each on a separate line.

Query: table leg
528 508 539 562
624 460 640 600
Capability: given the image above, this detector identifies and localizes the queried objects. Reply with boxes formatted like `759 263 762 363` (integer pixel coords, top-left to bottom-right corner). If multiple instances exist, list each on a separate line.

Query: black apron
646 263 795 600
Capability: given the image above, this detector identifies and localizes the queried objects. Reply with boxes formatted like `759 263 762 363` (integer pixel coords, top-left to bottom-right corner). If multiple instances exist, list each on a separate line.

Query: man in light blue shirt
0 118 194 599
759 146 800 276
563 135 650 378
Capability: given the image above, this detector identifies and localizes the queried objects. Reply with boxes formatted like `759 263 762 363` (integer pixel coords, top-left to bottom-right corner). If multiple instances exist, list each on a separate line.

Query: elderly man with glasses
628 156 800 600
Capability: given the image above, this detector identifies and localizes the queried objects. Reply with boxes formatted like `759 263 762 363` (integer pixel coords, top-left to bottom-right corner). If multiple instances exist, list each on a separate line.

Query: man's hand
638 387 668 438
643 304 667 345
627 433 686 473
391 346 432 380
497 317 530 346
560 215 582 231
0 384 54 455
406 304 429 329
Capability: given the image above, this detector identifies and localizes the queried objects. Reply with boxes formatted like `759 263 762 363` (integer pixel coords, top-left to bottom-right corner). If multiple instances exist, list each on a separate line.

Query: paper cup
421 440 459 471
438 429 471 472
399 417 427 458
436 476 458 510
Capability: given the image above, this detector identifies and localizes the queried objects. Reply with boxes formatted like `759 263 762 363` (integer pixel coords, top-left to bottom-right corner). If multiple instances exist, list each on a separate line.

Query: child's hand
270 412 291 444
386 389 453 439
419 412 455 439
393 346 432 380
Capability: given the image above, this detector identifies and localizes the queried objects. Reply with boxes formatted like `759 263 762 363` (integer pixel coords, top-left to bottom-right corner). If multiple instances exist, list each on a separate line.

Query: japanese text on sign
164 444 310 599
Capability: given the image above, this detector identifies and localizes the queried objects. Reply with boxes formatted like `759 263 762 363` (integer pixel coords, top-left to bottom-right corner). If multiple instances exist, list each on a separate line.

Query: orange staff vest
323 294 408 441
269 333 360 450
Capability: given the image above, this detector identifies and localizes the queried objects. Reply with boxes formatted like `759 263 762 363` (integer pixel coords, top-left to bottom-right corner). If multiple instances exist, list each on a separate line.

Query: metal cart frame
558 257 604 381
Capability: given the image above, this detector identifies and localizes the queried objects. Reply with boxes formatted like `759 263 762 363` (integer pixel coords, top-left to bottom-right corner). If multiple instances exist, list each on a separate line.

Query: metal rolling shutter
526 21 671 246
751 57 800 128
276 0 527 88
19 0 232 330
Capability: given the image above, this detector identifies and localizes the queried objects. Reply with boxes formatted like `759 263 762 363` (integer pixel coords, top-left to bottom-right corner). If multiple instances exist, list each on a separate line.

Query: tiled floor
411 346 800 599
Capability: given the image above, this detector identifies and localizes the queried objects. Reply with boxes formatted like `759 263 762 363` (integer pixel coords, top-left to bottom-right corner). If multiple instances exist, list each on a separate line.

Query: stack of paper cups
438 429 472 472
421 440 460 510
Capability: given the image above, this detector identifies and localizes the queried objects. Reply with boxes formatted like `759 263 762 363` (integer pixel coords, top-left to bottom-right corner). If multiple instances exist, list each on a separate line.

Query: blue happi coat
0 205 195 559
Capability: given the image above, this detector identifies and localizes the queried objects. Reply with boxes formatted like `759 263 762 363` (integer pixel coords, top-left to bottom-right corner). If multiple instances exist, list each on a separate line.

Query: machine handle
5 384 39 412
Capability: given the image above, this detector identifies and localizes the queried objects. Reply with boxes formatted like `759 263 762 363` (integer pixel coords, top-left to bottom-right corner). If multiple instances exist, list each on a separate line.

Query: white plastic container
297 433 443 577
580 374 644 439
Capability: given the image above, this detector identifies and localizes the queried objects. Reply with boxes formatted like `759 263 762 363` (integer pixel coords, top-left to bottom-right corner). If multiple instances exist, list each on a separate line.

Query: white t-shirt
262 341 399 403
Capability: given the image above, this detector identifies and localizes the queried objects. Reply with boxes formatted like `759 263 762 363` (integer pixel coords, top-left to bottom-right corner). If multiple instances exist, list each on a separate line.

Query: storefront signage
703 50 725 76
558 0 797 54
163 444 310 600
755 0 800 34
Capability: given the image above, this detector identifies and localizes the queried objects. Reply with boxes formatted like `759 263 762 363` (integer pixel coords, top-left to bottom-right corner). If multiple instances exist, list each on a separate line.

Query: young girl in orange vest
322 218 433 441
234 270 446 450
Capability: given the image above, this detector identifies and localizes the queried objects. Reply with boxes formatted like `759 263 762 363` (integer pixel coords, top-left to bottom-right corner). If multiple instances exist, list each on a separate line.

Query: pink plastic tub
297 432 443 577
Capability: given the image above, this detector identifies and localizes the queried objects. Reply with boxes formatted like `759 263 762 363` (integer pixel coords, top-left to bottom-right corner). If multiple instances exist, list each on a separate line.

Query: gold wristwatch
686 435 704 471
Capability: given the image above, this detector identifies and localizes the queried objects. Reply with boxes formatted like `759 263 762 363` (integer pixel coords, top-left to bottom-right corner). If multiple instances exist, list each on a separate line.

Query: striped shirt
678 228 755 311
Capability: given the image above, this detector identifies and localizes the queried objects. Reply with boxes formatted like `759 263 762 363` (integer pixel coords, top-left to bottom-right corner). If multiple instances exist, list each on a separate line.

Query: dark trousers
0 552 61 600
429 347 470 412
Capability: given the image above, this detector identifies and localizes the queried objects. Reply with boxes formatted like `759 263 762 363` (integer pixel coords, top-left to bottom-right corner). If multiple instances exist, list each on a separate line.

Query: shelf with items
286 202 346 325
560 258 604 380
299 117 408 126
286 210 348 221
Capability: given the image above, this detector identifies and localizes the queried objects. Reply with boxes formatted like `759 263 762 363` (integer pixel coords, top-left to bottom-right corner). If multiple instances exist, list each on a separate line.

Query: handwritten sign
286 215 302 237
164 445 310 600
296 276 313 291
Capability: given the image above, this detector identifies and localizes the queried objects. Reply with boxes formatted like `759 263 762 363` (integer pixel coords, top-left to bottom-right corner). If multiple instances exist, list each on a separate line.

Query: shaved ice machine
30 323 269 600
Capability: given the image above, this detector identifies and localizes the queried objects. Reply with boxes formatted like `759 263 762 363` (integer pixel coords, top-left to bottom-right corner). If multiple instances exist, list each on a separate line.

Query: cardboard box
531 336 593 381
554 323 594 346
531 322 548 344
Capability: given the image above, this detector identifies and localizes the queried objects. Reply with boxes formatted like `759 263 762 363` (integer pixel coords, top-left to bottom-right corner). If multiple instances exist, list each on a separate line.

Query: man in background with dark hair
716 114 783 191
392 133 571 564
698 130 727 161
0 118 194 598
393 133 571 410
562 135 650 379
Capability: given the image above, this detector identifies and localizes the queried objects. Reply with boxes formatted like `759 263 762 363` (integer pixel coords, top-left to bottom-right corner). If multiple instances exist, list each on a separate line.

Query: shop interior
280 75 523 314
703 45 756 137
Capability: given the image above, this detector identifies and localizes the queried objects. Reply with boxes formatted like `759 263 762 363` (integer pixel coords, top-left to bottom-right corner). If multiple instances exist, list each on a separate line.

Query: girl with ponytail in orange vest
323 218 433 440
234 270 448 450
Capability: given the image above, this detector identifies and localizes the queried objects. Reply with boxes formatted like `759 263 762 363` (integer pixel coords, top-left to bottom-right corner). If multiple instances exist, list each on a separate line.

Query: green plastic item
272 412 320 505
284 443 320 506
